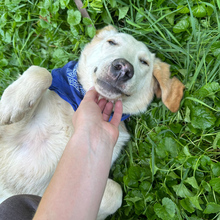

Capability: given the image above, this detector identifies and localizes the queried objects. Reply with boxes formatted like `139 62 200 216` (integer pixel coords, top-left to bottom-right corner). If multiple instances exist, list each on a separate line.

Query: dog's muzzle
110 58 134 83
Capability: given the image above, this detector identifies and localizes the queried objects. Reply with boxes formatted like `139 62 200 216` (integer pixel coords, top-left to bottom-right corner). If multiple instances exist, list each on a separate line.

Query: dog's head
78 25 184 114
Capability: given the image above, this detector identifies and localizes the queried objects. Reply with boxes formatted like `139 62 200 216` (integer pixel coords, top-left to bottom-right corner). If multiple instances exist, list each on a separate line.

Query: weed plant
0 0 220 219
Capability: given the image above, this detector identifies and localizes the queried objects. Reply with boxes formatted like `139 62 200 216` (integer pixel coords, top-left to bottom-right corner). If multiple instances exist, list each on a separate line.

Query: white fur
0 26 158 219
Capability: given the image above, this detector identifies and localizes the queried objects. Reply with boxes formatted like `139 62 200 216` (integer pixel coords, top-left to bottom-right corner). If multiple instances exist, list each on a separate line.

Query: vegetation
1 0 220 219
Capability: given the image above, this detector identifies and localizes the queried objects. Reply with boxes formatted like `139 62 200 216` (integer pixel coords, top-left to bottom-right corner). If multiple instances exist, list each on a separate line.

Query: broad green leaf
192 5 206 18
217 0 220 10
70 26 79 37
183 146 191 157
210 178 220 193
156 137 179 158
189 196 203 210
40 8 49 17
44 0 51 9
109 0 116 8
14 13 22 22
60 0 70 9
90 0 103 11
40 19 49 28
154 203 171 219
177 5 190 14
204 203 220 214
0 58 8 67
52 1 59 13
0 13 7 28
201 180 211 192
125 190 143 206
184 107 191 123
123 175 139 188
212 132 220 149
67 9 81 26
173 17 190 33
185 176 199 189
180 198 195 213
154 197 176 220
118 6 129 20
211 162 220 176
170 123 182 134
206 2 214 16
191 106 216 130
194 82 220 100
165 10 175 25
211 42 220 57
125 196 142 204
139 181 151 192
172 183 194 198
87 26 96 38
83 17 92 26
200 155 211 171
162 198 176 217
101 10 112 24
135 8 145 23
128 166 144 181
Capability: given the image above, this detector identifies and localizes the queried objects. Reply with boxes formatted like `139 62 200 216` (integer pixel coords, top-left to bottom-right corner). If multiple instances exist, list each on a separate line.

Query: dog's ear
153 58 185 112
95 25 118 39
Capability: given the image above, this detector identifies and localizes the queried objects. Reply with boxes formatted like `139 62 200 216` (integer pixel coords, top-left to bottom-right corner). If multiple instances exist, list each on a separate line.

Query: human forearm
33 88 122 220
33 131 114 220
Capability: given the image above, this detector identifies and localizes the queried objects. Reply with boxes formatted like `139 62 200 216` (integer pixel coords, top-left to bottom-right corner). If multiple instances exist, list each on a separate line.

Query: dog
0 25 184 219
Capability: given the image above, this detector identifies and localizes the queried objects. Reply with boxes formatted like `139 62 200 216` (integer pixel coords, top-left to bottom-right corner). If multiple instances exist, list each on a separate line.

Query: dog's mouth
96 79 130 99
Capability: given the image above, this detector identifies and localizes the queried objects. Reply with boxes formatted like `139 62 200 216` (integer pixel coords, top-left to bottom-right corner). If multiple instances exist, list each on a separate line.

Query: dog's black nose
110 58 134 82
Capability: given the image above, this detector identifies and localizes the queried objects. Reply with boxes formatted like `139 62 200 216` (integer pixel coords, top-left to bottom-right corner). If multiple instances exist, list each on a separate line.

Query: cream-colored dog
0 25 184 219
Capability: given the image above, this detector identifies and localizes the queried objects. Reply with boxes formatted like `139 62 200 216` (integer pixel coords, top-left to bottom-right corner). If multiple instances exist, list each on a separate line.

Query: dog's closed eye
139 59 149 66
108 40 117 46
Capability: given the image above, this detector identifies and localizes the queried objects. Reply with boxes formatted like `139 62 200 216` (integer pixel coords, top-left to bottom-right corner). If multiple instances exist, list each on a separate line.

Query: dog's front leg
0 66 52 125
97 179 123 220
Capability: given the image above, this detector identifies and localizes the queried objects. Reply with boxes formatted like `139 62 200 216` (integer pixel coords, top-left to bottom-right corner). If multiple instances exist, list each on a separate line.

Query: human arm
33 87 123 220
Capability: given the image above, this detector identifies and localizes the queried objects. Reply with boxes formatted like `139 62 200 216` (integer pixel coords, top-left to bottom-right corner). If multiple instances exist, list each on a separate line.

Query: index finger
83 87 99 102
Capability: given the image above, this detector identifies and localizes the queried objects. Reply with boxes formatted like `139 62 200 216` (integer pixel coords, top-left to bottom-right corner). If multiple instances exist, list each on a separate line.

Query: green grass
1 0 220 219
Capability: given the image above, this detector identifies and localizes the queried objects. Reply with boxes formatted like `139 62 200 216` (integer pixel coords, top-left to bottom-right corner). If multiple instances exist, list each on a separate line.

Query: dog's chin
95 79 123 100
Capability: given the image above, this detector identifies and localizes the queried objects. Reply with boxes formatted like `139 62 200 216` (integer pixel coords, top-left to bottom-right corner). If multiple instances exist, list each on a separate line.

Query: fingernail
117 98 122 101
88 86 95 91
109 100 114 104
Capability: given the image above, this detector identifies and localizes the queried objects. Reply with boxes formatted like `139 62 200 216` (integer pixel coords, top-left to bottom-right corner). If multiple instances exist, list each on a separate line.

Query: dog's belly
0 93 75 201
0 122 73 198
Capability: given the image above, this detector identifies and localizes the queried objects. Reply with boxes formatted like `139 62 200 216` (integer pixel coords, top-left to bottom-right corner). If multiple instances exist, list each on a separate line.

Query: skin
33 87 123 220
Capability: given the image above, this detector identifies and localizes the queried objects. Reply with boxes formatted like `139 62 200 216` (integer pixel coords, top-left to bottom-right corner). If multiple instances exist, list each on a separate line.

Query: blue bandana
49 61 130 121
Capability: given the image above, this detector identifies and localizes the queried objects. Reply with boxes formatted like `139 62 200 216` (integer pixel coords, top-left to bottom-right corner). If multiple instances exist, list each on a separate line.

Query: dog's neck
49 61 130 121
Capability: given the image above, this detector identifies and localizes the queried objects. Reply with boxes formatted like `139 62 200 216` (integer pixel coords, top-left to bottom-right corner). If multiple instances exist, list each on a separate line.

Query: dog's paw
97 179 123 220
0 96 33 125
0 84 37 125
0 66 52 125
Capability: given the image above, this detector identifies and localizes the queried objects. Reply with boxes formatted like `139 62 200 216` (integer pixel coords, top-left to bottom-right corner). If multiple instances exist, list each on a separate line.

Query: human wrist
69 129 115 155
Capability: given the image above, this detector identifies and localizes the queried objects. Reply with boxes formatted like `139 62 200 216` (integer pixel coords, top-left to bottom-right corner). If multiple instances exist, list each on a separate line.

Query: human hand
72 87 123 150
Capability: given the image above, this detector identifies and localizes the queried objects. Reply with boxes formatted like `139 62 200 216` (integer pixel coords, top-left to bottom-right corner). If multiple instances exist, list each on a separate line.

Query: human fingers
98 98 108 112
83 87 98 102
109 100 123 127
102 102 114 122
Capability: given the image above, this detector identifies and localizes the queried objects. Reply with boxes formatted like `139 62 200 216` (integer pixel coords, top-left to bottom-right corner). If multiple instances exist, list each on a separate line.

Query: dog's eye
108 40 117 46
140 59 149 66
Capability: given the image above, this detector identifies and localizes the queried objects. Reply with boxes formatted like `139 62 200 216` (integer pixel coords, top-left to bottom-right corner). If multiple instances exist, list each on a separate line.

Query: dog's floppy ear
95 25 118 39
153 58 185 112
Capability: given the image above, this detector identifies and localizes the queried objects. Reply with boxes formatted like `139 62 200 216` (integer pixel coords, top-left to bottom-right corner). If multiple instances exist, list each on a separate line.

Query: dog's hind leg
97 179 123 220
0 66 52 125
